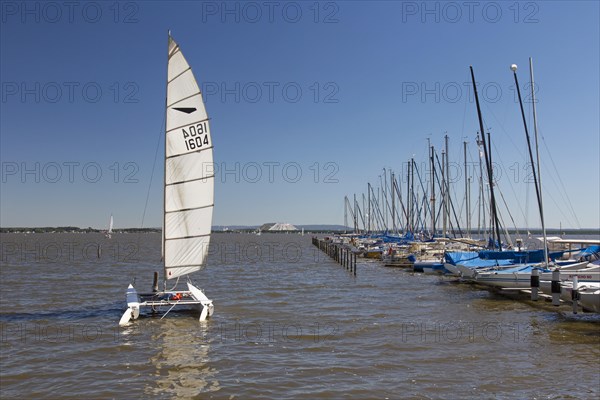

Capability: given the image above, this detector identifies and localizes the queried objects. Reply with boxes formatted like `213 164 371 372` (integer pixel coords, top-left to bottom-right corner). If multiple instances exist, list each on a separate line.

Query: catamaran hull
119 282 213 325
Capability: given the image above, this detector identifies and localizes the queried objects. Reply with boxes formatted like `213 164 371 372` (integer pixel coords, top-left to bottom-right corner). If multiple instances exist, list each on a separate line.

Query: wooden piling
312 237 356 276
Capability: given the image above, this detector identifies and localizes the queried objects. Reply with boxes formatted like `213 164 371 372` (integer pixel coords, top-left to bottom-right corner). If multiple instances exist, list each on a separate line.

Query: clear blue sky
1 1 598 229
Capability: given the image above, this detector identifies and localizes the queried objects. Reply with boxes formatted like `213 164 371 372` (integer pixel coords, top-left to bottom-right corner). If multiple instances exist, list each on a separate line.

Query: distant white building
260 222 298 231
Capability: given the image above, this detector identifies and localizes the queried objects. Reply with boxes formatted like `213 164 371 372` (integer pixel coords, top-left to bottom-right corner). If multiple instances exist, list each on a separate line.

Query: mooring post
551 269 561 306
345 249 349 269
530 268 539 301
571 276 579 314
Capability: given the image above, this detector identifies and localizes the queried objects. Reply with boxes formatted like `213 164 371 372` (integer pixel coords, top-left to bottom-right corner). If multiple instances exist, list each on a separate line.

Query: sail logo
173 107 197 114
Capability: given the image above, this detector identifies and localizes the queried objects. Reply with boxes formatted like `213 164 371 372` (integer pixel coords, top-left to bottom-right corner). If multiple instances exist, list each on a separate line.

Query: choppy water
1 232 599 399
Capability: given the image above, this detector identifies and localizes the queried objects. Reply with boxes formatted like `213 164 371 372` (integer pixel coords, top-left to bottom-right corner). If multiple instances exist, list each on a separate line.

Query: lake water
1 232 599 399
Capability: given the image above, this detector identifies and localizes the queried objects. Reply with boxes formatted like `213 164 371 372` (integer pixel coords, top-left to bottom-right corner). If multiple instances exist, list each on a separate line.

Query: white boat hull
119 282 213 325
476 265 598 289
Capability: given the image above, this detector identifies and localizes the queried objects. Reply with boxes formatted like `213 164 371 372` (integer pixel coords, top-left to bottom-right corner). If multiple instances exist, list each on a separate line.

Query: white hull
119 282 214 326
475 263 596 289
444 263 461 276
539 281 600 313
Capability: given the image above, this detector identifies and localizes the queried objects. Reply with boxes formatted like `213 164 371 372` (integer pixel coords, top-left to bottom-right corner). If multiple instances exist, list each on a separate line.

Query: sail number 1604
182 122 209 151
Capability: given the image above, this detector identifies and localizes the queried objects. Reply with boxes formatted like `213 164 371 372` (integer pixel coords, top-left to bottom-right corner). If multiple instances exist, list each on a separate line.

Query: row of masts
343 135 486 239
344 59 548 255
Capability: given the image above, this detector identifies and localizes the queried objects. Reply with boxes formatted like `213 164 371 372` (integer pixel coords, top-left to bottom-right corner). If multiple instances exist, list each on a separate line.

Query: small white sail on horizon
106 214 113 238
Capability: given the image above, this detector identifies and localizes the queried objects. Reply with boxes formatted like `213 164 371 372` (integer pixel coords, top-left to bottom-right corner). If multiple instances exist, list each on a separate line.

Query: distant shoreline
1 227 599 235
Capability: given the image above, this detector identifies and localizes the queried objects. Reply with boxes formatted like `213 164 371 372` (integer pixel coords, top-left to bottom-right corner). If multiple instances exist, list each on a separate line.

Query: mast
410 157 415 234
430 144 436 237
444 134 450 236
391 171 396 233
512 62 547 262
381 169 387 230
162 31 169 272
476 134 485 237
362 193 367 232
344 195 348 232
529 58 549 265
441 149 446 237
464 140 470 237
406 160 411 232
353 193 358 233
367 183 371 233
470 66 502 249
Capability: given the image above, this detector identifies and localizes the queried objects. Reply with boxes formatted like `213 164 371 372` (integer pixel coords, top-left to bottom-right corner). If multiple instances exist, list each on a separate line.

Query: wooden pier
312 237 357 275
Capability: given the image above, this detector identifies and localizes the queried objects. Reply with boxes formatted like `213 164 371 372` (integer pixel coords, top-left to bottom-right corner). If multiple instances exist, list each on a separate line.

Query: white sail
108 214 113 234
164 35 214 280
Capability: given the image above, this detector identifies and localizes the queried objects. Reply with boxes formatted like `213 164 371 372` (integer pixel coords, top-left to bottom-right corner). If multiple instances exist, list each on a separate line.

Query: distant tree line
0 227 160 233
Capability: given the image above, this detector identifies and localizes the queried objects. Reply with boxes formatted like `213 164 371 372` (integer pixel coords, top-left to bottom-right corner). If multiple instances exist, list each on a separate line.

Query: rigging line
495 180 521 243
481 101 528 162
160 299 182 320
169 276 180 291
468 142 481 232
495 205 514 248
482 98 535 231
137 114 165 263
461 87 469 136
438 150 464 237
488 138 528 227
432 151 463 237
412 162 433 219
540 134 582 228
541 183 577 228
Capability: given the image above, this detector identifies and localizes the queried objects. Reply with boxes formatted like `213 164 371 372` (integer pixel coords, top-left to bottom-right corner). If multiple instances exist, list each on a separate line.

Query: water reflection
147 318 220 397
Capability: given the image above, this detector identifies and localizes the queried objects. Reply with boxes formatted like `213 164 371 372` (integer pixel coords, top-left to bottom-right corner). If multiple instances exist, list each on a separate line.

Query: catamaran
119 33 215 326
